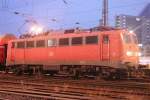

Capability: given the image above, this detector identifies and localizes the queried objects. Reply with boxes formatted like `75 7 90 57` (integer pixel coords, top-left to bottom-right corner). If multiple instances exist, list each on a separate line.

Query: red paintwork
6 29 139 68
0 34 16 65
0 46 5 64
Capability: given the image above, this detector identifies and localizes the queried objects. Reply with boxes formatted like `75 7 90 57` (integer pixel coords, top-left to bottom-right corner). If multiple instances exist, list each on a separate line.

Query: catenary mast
101 0 108 26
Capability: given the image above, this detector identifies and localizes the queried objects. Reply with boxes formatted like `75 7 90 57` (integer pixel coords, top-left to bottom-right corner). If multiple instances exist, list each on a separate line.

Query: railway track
0 73 150 100
0 81 129 100
0 88 94 100
1 74 150 91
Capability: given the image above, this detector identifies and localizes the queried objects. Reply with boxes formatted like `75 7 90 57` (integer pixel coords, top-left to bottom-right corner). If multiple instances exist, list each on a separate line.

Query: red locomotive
5 27 140 78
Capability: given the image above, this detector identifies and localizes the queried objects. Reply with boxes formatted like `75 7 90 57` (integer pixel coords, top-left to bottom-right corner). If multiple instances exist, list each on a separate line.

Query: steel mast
101 0 108 26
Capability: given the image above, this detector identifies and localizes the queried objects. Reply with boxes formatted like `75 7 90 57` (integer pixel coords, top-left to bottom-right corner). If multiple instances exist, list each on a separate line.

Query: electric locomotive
6 27 141 78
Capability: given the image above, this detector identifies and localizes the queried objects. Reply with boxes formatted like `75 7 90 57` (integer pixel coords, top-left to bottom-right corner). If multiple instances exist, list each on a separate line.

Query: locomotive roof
11 29 127 42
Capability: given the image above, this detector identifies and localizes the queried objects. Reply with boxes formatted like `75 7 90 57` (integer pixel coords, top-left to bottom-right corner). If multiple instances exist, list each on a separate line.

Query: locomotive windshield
123 34 131 44
131 35 138 44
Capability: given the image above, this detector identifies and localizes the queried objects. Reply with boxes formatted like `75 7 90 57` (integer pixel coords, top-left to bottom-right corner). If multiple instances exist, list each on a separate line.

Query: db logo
49 52 54 56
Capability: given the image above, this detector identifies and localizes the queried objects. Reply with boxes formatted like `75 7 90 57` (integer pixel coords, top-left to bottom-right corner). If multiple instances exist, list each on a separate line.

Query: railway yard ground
0 72 150 100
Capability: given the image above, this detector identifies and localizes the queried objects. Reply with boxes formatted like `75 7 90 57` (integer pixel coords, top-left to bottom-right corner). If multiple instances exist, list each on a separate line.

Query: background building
139 3 150 18
115 3 150 57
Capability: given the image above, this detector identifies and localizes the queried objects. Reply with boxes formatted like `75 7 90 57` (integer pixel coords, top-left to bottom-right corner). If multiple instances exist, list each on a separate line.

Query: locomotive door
10 42 15 63
3 44 7 65
0 45 5 65
102 35 110 60
0 44 7 66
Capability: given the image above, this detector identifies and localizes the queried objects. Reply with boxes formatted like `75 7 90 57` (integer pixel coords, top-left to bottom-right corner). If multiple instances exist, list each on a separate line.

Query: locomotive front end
121 30 139 68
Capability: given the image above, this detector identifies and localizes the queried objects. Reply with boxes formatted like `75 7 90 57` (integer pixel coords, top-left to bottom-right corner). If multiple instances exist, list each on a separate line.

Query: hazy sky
0 0 149 35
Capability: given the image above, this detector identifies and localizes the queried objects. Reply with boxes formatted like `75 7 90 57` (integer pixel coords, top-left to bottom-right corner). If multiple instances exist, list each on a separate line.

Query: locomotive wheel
0 64 5 71
101 68 128 80
115 68 128 79
28 68 33 76
43 70 57 76
15 68 23 76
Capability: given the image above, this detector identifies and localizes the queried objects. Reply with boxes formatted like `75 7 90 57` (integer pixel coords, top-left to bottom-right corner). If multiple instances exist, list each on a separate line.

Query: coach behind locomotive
0 34 16 70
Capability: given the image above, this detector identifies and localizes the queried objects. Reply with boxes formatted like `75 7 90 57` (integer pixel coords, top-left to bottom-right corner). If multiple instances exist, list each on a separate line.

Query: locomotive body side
6 29 139 78
6 30 123 67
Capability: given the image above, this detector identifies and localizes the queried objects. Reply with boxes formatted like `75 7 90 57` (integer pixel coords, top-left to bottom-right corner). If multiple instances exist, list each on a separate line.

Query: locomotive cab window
72 37 83 45
59 38 69 46
123 34 131 43
103 35 109 44
48 39 57 47
26 41 34 48
85 36 98 44
132 35 138 44
17 42 25 48
36 40 45 47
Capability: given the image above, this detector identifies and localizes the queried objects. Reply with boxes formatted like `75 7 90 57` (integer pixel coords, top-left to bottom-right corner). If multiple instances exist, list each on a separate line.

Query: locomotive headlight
138 52 142 56
129 30 133 33
126 51 132 56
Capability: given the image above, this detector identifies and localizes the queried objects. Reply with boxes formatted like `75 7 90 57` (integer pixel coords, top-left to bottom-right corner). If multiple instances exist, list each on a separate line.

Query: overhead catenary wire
0 1 149 15
1 0 8 8
0 0 149 32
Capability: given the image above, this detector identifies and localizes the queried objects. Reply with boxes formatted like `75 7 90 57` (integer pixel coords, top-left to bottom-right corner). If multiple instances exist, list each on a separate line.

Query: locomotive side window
17 42 25 48
59 38 69 46
48 39 57 47
36 40 45 47
85 36 98 44
11 42 15 48
26 41 34 48
72 37 82 45
103 35 109 44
